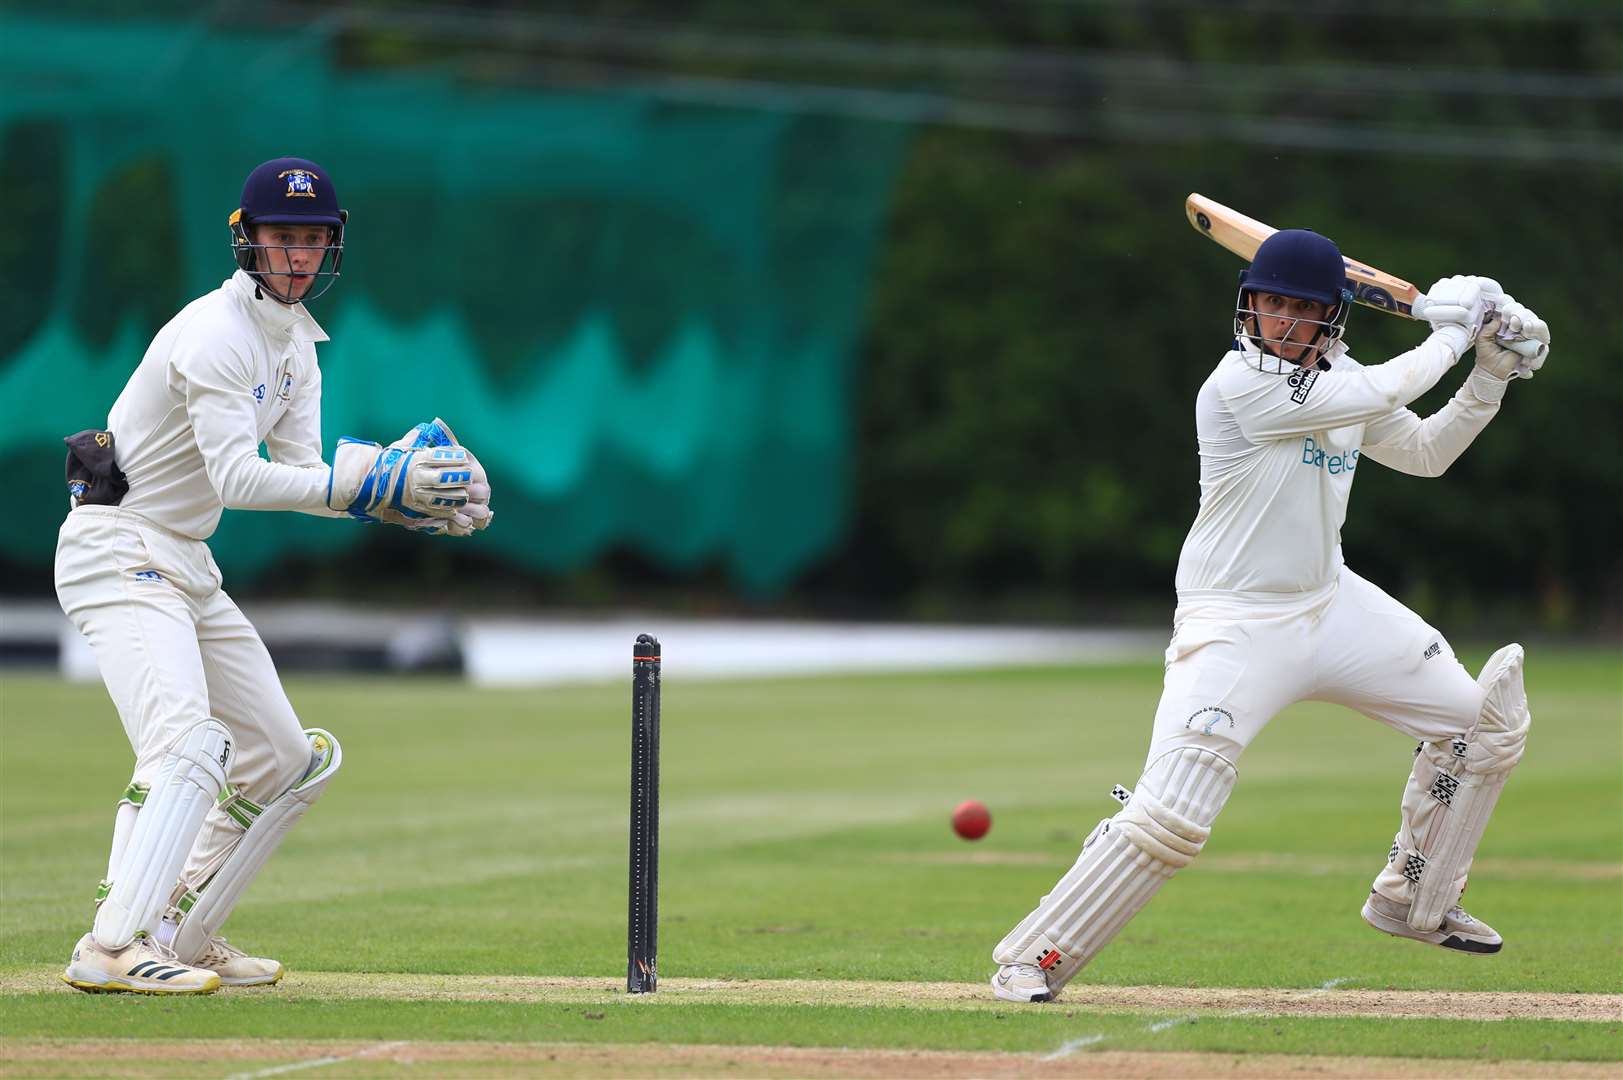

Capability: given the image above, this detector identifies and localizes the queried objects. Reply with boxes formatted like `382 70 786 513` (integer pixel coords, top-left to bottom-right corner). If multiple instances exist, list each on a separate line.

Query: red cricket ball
952 799 992 841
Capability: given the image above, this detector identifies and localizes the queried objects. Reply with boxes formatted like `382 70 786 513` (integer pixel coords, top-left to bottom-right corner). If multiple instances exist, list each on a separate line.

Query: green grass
0 997 1618 1060
1 645 1619 1071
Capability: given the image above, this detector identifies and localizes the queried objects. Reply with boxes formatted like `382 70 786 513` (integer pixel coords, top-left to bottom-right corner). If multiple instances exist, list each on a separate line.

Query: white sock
153 917 178 948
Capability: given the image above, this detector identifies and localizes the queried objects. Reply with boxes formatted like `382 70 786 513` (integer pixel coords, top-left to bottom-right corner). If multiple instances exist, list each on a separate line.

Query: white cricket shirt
1174 328 1506 599
107 270 337 539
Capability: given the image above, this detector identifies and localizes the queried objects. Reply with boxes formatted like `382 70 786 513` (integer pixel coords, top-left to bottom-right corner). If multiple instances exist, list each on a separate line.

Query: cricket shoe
991 963 1054 1003
62 931 220 995
195 936 284 987
1361 891 1502 954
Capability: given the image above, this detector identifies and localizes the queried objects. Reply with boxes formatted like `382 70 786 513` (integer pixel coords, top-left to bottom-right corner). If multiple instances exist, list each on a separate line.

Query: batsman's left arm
1363 293 1549 477
1360 369 1504 478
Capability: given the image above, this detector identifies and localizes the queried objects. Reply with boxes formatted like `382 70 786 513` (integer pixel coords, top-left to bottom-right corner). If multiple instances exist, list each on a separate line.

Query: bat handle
1408 294 1496 321
1411 295 1539 367
1410 293 1506 328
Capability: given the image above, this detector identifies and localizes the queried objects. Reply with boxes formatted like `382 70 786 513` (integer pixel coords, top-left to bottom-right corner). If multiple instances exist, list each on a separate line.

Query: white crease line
1044 976 1352 1060
1041 1033 1107 1060
1147 1015 1195 1033
222 1041 408 1080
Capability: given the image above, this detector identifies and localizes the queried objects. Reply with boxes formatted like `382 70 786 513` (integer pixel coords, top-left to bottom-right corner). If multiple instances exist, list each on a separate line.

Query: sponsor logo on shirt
1288 367 1319 403
253 384 266 402
1424 641 1441 660
1301 436 1359 475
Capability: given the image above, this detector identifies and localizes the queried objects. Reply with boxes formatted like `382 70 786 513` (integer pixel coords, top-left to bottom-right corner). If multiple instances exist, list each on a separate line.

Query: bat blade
1185 193 1429 320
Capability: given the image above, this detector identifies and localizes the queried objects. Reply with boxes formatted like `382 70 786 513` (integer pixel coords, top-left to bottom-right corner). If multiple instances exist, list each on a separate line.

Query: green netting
1 15 908 594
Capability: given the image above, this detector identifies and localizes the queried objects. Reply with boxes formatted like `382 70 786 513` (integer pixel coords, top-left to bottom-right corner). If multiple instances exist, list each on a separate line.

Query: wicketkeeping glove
371 418 494 537
327 431 480 523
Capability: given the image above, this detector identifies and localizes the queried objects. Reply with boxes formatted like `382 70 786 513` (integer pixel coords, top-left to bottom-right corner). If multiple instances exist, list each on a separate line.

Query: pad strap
1115 791 1209 869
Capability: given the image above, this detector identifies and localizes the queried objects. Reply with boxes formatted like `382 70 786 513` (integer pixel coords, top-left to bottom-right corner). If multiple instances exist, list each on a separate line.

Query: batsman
54 157 494 994
992 229 1549 1002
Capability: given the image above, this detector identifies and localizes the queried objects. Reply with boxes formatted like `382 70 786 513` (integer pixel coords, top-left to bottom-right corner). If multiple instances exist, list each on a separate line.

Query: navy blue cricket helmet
228 157 347 304
1234 229 1352 372
1240 229 1348 308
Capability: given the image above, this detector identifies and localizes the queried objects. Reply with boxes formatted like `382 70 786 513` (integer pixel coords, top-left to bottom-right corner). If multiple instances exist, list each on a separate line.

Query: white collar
227 270 330 343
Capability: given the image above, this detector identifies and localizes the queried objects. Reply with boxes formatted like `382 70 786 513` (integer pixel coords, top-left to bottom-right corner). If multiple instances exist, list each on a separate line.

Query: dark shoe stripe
1440 935 1502 954
128 961 161 977
154 967 190 980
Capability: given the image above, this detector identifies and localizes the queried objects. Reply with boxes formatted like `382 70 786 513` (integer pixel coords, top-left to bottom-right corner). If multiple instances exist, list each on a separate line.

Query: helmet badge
279 169 319 198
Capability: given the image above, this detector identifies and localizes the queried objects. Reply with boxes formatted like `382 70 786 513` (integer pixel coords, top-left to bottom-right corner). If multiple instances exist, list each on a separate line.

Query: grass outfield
1 645 1619 1076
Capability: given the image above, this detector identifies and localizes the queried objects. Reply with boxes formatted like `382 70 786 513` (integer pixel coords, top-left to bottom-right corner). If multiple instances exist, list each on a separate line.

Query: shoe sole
1360 900 1502 954
990 974 1053 1003
62 973 221 995
218 968 285 988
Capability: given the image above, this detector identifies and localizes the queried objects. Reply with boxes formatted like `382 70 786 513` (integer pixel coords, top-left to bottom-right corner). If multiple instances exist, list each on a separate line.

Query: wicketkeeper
991 229 1549 1002
55 157 493 994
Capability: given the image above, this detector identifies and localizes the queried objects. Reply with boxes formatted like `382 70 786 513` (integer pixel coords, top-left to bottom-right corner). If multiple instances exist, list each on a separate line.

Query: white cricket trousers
1147 565 1484 765
54 506 311 885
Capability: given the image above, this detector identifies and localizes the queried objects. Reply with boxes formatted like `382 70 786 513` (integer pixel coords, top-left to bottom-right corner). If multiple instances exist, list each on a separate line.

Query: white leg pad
993 746 1236 990
1381 644 1530 932
93 792 143 907
170 729 342 964
93 720 232 951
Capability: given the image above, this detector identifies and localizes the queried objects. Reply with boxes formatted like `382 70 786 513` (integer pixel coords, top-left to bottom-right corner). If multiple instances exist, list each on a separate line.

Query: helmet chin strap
249 271 302 306
1276 327 1332 371
1264 337 1333 372
249 245 335 305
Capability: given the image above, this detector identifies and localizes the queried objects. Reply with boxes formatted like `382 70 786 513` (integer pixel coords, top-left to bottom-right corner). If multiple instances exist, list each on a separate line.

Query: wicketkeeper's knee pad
93 719 232 951
169 728 342 963
993 746 1237 988
1378 644 1530 932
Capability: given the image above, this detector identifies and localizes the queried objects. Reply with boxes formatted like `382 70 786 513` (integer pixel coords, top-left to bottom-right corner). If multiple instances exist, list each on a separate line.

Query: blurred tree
4 0 1618 629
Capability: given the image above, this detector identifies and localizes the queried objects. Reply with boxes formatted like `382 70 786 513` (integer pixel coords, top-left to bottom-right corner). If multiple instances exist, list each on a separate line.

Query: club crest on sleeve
279 169 319 198
1288 367 1320 403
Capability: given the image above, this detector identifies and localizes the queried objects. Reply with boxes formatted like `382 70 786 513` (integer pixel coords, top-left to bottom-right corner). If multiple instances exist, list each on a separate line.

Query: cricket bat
1185 193 1435 320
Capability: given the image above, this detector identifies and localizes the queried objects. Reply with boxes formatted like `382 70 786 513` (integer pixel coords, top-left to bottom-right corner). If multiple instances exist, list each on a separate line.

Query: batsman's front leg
991 746 1237 1002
